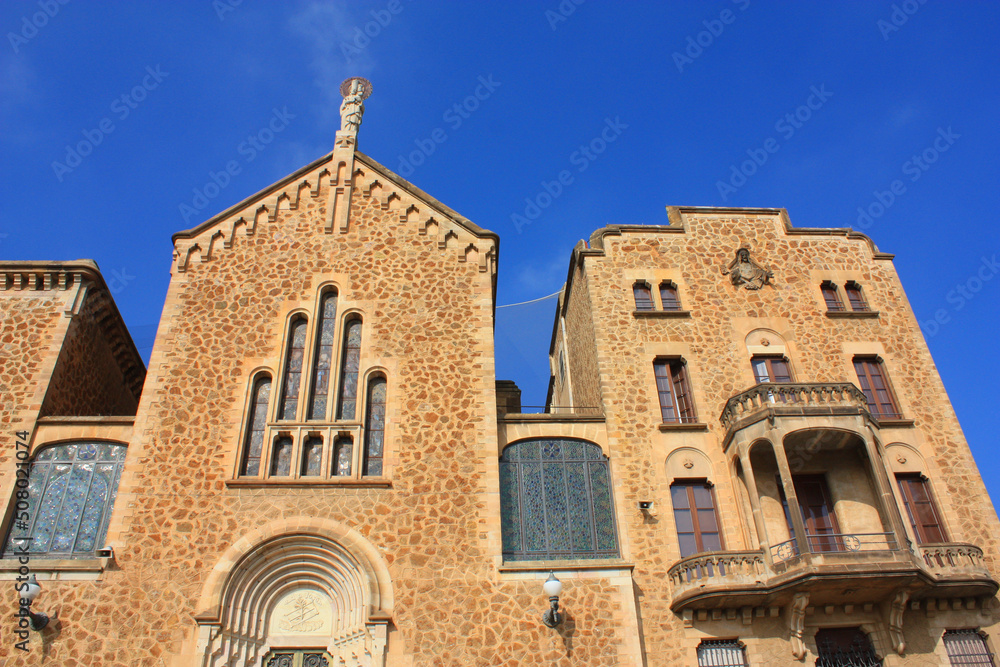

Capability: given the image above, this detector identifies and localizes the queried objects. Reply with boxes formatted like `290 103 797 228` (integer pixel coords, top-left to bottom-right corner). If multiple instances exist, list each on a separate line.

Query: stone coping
826 310 880 319
632 310 692 319
225 479 392 489
657 422 709 432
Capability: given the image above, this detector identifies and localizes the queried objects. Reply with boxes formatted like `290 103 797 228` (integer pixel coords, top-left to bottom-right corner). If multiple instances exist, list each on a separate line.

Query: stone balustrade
720 382 869 431
919 543 991 577
667 550 768 599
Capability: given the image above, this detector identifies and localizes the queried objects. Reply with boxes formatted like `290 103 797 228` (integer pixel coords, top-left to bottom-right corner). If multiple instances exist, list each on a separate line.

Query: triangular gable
170 150 499 277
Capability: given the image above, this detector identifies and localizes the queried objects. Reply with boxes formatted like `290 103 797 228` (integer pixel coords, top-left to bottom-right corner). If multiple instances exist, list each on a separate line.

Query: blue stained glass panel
500 439 618 561
499 462 520 553
271 437 293 476
2 443 126 559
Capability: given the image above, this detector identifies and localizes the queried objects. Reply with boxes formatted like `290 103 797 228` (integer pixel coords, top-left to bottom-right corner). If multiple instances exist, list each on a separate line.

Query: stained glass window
300 436 323 477
308 292 338 420
271 436 293 476
363 376 386 476
279 319 308 420
241 375 271 476
500 438 619 561
2 442 127 559
336 319 362 420
333 436 353 476
263 651 332 667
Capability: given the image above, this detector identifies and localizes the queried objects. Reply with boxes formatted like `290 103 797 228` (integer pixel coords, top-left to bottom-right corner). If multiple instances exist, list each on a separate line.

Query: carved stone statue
723 247 774 290
339 77 372 134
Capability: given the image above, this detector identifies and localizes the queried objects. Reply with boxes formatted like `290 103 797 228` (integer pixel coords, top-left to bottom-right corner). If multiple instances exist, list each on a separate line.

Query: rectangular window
697 640 748 667
751 356 793 383
633 283 654 311
845 281 869 311
897 474 946 544
821 281 844 311
671 482 723 558
854 356 902 419
780 475 843 552
945 630 996 666
654 359 697 423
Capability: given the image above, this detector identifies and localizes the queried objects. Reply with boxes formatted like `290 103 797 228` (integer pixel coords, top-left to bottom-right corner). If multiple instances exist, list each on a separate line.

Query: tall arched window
500 438 618 561
240 375 272 476
363 376 387 476
336 318 363 420
308 291 338 420
279 318 308 421
2 442 127 558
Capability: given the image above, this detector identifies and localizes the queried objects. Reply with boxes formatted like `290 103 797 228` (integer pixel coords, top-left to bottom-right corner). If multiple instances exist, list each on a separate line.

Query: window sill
499 558 635 574
0 557 108 580
225 478 392 488
826 310 879 319
875 418 915 429
658 422 709 432
633 310 691 319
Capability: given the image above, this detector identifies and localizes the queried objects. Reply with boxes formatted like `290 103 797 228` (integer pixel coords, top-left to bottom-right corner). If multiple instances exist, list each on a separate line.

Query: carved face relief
723 248 774 290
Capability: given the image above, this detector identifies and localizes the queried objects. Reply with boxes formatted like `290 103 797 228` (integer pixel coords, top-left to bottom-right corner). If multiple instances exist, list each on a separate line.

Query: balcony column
862 428 912 551
772 432 810 557
736 444 770 551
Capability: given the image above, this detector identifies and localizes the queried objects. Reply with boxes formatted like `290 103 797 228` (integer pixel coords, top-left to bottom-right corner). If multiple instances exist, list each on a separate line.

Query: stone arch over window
336 315 364 420
307 288 339 420
192 517 392 666
744 328 788 357
2 441 127 559
279 314 309 421
362 372 387 476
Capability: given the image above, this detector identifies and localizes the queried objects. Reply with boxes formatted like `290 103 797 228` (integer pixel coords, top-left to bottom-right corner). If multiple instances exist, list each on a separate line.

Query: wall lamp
541 571 564 628
19 574 49 630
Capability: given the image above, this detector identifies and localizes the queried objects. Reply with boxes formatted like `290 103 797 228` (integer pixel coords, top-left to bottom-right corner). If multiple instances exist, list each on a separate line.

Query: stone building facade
0 85 997 666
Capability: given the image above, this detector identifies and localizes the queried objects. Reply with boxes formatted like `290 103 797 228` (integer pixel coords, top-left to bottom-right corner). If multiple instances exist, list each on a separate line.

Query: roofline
171 150 500 249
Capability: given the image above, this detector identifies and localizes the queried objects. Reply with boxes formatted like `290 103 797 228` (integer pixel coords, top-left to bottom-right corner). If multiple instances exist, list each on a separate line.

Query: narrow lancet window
279 319 308 421
336 318 363 419
333 436 353 476
363 376 387 476
240 375 271 476
308 291 338 419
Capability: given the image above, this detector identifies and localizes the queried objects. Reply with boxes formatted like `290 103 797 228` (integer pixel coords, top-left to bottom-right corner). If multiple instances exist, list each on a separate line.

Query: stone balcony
667 541 997 613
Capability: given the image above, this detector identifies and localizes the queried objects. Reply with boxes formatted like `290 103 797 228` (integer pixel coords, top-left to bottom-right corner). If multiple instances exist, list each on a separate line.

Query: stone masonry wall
39 291 140 417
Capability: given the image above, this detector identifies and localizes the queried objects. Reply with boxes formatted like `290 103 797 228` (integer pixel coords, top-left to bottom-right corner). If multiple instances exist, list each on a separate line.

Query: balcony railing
667 550 768 598
720 382 870 432
770 532 899 562
919 543 991 578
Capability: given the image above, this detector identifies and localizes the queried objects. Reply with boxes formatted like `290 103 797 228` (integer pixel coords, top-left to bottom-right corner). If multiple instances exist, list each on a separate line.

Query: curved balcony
667 541 997 612
721 383 871 448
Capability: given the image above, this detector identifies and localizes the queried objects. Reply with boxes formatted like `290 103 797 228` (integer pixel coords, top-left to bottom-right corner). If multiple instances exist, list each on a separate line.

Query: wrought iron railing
771 532 898 562
721 382 870 431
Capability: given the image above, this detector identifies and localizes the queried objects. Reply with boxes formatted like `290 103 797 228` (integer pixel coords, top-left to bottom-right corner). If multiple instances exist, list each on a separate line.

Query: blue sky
2 2 998 502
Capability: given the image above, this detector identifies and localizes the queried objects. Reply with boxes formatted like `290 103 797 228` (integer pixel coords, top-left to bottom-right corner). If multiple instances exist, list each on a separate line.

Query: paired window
671 481 722 558
944 630 995 666
896 474 946 544
654 358 697 423
814 627 881 666
697 640 748 666
499 439 619 561
853 356 902 420
821 281 870 312
632 280 683 311
2 442 127 559
237 290 387 481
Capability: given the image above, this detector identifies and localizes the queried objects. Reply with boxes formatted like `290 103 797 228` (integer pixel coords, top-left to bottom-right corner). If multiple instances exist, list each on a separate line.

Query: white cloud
287 1 372 125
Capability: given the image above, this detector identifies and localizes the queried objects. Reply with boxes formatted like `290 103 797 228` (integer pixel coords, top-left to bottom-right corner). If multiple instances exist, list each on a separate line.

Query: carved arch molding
196 533 388 666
